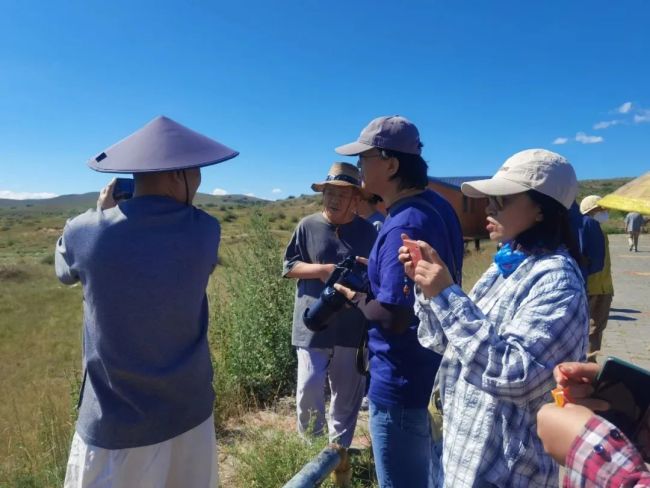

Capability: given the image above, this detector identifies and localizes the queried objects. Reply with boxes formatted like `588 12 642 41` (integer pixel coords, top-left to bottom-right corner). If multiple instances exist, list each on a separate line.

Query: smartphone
593 356 650 461
112 178 134 201
403 239 423 268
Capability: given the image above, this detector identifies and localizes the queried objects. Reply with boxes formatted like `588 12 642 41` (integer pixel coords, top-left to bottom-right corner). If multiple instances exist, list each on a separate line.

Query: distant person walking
625 211 644 251
579 195 614 362
55 116 238 487
283 162 376 448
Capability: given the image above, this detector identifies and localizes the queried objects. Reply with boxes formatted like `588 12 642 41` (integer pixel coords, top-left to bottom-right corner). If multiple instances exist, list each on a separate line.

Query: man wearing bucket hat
332 116 464 488
282 162 377 448
579 195 614 362
55 116 238 487
404 149 589 487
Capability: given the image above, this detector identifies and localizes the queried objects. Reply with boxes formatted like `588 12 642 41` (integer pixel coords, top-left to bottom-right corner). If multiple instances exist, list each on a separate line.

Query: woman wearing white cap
399 149 589 487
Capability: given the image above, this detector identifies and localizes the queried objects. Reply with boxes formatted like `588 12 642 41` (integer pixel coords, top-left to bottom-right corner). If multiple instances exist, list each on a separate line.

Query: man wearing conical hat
282 162 377 448
55 116 238 487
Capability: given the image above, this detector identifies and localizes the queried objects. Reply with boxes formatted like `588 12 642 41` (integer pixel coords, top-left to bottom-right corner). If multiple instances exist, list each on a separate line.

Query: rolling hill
0 192 268 211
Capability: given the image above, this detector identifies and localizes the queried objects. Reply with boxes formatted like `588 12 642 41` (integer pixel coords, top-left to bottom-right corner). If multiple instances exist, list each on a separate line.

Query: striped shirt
416 250 588 487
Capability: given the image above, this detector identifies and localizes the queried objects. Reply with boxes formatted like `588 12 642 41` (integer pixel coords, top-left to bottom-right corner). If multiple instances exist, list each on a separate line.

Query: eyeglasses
356 152 385 169
487 195 509 210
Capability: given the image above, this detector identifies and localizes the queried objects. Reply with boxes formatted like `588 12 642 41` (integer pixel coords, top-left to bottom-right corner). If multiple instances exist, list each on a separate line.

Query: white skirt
64 414 218 488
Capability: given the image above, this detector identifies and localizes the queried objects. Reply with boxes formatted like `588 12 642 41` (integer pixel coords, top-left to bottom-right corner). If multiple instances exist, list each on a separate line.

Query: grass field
0 180 631 486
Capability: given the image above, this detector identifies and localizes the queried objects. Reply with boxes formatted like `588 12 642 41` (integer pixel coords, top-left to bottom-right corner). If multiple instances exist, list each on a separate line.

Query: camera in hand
303 256 370 332
112 178 134 201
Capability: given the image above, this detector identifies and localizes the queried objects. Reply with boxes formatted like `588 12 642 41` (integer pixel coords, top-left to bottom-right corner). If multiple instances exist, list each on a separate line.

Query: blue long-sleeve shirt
55 196 219 449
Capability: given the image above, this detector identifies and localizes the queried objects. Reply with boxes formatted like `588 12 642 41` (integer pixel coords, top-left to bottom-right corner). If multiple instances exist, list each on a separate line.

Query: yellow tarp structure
598 172 650 215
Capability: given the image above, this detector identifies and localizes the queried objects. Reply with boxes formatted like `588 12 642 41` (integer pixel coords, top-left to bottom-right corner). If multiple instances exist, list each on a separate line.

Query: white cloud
593 120 621 130
575 132 604 144
0 190 58 200
634 110 650 124
271 188 282 194
618 101 633 114
245 192 255 197
212 188 228 196
552 137 569 145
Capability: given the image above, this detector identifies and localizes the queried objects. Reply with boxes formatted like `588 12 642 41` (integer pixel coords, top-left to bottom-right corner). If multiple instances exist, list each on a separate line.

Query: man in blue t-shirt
55 116 238 487
334 115 464 488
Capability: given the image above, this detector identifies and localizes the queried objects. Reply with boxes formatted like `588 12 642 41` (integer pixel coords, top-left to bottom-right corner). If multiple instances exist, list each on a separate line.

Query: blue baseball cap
335 115 423 156
88 115 239 173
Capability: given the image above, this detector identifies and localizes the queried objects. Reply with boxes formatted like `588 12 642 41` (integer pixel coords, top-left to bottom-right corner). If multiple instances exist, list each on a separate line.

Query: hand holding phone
402 239 423 268
593 357 650 461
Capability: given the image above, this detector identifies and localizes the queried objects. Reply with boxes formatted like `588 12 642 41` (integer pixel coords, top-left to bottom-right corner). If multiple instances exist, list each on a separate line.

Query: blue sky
1 0 649 200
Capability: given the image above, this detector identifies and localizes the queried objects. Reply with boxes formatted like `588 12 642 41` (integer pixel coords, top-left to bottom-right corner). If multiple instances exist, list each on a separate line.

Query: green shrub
210 213 296 421
0 264 29 282
223 212 238 223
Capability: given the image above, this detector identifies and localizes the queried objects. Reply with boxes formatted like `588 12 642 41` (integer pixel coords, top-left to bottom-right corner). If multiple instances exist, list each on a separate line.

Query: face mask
594 211 609 223
494 242 528 278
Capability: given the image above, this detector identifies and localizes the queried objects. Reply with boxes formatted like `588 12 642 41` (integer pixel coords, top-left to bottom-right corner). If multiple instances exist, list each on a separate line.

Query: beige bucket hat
311 162 369 198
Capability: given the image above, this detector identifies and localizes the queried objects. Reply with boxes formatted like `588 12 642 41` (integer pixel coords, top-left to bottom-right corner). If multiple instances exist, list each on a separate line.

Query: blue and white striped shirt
416 250 588 487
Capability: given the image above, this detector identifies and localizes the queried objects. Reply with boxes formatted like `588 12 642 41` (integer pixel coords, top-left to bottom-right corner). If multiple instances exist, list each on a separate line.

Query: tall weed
210 213 296 425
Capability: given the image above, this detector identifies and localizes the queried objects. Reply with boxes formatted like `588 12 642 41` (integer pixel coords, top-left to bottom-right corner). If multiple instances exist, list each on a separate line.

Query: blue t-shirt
569 201 604 282
367 190 464 408
55 196 219 449
365 211 385 232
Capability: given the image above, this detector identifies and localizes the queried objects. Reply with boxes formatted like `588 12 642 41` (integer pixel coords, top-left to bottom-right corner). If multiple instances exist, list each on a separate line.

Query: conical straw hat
88 115 239 173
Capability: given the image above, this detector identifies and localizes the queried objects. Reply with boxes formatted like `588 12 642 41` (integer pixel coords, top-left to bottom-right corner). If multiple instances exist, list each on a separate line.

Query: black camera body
303 256 369 332
112 178 134 201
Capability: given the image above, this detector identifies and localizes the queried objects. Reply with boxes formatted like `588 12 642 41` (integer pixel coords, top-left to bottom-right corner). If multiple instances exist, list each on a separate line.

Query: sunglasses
487 195 514 210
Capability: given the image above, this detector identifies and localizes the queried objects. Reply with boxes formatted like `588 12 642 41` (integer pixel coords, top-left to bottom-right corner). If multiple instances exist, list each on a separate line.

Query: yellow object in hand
551 387 566 407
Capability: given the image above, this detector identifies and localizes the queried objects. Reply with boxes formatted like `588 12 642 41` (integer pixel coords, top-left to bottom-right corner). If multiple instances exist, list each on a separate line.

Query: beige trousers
64 414 218 488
